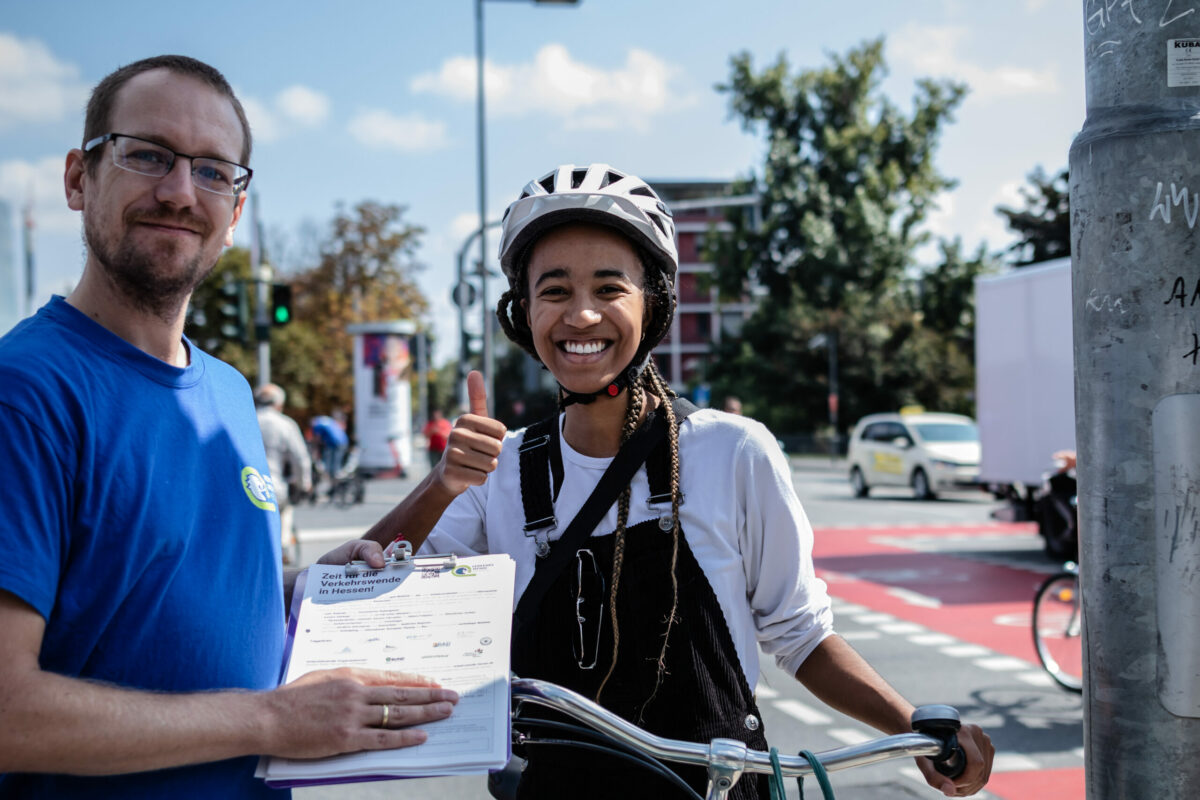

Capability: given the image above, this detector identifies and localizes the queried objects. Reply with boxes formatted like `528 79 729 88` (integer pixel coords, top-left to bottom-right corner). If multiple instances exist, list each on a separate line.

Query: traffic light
217 279 248 342
271 283 293 326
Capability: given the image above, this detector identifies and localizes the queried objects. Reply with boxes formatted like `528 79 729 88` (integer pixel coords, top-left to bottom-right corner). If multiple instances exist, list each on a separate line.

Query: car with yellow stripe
847 409 981 500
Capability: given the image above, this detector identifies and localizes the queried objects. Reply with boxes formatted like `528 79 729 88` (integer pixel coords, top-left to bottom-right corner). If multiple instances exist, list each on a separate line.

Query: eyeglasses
572 548 605 670
83 133 252 197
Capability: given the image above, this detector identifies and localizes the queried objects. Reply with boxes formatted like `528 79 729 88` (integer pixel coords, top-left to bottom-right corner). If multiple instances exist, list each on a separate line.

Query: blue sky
0 0 1083 363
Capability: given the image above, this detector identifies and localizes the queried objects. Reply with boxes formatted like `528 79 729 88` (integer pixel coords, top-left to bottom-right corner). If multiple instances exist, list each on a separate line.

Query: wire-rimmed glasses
83 133 252 197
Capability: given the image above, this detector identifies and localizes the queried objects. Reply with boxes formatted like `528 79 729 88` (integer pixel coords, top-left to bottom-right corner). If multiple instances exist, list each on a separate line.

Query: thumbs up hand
435 371 508 496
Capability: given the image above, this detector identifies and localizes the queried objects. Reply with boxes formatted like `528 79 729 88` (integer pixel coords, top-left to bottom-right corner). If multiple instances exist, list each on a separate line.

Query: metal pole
416 330 429 433
456 245 470 412
22 199 34 317
251 191 270 385
828 327 839 457
1071 5 1200 796
475 0 493 414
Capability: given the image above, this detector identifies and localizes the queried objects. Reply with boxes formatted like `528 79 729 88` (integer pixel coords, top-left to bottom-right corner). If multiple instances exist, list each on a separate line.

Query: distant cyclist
366 164 994 799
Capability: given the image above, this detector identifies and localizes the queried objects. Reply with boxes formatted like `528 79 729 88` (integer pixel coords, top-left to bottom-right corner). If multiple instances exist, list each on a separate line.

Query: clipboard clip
344 540 459 576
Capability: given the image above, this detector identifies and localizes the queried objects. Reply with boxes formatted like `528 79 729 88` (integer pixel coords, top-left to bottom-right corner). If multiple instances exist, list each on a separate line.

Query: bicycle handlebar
510 677 966 786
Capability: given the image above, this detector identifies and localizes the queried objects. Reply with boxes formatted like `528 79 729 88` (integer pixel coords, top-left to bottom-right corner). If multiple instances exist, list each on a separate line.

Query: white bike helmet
498 163 678 286
495 164 679 406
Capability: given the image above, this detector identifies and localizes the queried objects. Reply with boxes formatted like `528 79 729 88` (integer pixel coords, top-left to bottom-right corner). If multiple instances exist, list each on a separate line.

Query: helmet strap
558 357 648 409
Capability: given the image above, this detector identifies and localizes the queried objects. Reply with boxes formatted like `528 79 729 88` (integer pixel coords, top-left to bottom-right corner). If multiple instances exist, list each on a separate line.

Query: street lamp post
455 219 503 410
473 0 579 414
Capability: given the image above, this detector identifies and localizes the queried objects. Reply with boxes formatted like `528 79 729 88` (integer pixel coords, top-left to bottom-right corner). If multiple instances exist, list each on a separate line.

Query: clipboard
265 547 516 788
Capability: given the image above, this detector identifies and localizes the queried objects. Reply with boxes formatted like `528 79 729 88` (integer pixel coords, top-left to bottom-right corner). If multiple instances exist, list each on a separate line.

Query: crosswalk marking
772 699 832 725
840 630 881 641
755 684 780 699
887 587 942 608
849 612 895 624
974 656 1034 671
1017 671 1056 687
827 728 873 746
908 632 956 646
878 621 926 634
940 644 991 658
992 752 1041 771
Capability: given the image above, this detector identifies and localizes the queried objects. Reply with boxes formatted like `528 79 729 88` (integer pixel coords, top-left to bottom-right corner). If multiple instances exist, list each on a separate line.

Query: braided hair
496 231 683 719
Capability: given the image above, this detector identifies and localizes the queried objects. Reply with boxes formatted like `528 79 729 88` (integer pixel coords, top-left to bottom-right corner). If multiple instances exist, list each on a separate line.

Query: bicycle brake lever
910 704 967 779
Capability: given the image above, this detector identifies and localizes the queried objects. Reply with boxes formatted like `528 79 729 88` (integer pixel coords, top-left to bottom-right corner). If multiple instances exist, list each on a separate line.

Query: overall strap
646 397 698 506
518 416 563 538
514 410 669 635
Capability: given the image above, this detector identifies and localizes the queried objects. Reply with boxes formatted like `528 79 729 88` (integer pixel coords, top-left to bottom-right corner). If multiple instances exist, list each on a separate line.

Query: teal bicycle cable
797 749 835 799
768 746 835 800
768 747 785 800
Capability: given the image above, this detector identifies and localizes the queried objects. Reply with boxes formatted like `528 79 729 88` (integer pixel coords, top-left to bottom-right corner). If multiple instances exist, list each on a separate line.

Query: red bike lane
811 522 1084 800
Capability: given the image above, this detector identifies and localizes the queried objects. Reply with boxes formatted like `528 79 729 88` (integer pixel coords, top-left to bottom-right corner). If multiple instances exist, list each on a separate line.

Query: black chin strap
557 358 647 409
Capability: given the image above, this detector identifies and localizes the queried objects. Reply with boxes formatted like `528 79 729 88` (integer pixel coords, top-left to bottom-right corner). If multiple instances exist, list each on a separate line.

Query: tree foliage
996 166 1070 266
186 201 428 428
705 39 976 436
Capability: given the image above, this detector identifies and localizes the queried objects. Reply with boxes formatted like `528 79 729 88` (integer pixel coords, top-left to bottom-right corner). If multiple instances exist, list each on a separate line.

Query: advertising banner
348 321 416 473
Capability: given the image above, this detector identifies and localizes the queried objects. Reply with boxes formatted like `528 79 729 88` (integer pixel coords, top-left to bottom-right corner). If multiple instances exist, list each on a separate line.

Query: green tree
705 39 968 434
270 201 428 424
996 166 1070 266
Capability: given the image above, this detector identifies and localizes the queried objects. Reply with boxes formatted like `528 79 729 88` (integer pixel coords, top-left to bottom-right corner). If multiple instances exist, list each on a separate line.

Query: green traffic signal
271 283 293 327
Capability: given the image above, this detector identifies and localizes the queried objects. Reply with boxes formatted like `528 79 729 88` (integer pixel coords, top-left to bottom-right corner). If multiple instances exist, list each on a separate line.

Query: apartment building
649 179 758 390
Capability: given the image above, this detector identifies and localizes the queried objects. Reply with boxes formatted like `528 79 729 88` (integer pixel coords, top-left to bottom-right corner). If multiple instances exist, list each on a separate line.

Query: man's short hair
82 55 252 173
254 383 286 409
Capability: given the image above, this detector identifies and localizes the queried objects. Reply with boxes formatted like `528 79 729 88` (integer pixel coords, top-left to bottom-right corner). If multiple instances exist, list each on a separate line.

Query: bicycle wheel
1033 572 1083 693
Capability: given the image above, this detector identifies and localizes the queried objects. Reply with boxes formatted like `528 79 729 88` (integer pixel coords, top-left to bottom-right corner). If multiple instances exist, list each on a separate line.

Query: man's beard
84 206 216 322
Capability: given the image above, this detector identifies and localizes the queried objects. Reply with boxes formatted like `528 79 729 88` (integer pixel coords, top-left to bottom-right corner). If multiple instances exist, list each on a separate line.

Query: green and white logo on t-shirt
241 466 277 511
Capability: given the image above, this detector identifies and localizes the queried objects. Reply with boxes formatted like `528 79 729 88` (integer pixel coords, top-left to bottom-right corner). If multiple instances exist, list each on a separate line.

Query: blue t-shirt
0 297 286 799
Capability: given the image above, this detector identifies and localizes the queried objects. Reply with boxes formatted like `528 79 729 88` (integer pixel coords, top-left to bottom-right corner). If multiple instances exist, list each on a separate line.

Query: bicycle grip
911 704 966 779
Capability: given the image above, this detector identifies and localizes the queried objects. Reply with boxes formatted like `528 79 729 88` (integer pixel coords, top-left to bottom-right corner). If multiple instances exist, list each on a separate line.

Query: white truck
974 257 1078 557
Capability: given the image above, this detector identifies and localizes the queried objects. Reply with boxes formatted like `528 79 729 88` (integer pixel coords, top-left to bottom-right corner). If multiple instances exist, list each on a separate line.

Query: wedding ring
380 704 390 728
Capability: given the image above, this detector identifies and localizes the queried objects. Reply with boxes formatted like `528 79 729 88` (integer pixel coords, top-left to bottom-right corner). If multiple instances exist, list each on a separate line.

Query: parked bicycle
492 677 967 800
1032 561 1083 693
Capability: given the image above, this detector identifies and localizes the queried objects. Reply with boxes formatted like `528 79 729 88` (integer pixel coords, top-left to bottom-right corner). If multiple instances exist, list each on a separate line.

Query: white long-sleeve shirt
421 408 835 688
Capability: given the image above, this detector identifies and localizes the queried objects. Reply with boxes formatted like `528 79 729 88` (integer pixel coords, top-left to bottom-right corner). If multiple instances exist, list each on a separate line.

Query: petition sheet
274 554 515 778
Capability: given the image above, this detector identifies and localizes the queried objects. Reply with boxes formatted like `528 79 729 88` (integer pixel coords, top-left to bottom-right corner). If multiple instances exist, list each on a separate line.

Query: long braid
636 361 682 721
594 384 644 703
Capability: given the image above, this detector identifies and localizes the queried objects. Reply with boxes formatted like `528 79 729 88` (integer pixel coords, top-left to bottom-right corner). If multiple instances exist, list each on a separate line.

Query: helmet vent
538 175 555 193
629 186 655 198
650 215 670 237
602 170 624 188
571 168 588 189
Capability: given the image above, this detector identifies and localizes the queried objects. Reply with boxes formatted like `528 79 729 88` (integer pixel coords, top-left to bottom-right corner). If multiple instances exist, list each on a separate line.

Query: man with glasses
0 56 457 798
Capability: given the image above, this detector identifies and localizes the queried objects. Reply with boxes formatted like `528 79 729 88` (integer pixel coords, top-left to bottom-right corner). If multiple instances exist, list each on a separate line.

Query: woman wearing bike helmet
366 164 993 799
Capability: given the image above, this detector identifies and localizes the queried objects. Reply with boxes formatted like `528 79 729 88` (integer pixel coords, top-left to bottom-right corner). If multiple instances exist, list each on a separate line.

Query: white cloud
0 33 88 127
347 110 447 151
240 84 331 142
890 24 1059 99
241 95 281 143
449 212 481 244
277 85 329 126
0 156 80 235
412 44 690 131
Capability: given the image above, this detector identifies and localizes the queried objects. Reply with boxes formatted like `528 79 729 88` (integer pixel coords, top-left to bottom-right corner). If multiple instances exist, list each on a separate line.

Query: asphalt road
285 458 1081 800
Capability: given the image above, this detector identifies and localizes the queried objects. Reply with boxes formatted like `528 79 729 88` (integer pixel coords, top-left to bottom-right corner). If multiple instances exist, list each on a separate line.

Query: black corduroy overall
511 403 770 800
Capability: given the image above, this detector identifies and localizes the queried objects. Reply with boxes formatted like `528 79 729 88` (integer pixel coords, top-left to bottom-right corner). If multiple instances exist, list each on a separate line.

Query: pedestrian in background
422 408 452 470
0 54 455 799
255 383 312 563
723 395 743 415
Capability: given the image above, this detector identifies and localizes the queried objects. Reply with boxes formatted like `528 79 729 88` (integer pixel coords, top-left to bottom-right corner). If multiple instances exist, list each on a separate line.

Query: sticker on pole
1167 39 1200 87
